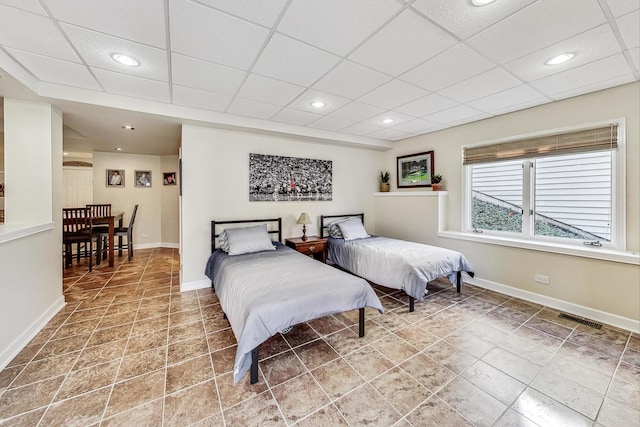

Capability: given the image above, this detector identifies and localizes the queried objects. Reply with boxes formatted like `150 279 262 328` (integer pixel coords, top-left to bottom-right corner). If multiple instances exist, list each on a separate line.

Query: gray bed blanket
205 243 383 384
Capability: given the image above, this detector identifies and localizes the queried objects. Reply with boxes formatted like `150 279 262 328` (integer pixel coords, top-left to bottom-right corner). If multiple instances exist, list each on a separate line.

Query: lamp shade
296 212 311 225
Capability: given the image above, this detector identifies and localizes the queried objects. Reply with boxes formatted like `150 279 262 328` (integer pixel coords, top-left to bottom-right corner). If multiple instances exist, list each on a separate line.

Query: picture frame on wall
135 170 152 187
163 172 177 185
106 169 125 187
397 151 434 188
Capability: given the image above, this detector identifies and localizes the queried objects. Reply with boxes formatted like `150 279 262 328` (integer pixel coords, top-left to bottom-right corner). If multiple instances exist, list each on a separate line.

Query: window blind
463 124 618 165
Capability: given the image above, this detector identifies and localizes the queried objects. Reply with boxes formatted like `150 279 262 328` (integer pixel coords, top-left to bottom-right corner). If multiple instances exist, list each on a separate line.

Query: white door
63 167 93 207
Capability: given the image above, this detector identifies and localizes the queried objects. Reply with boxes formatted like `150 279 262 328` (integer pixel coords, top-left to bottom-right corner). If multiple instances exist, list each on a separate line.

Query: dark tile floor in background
0 248 638 426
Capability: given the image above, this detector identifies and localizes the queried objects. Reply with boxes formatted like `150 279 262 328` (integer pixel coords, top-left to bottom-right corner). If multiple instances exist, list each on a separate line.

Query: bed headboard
319 213 364 238
211 218 282 253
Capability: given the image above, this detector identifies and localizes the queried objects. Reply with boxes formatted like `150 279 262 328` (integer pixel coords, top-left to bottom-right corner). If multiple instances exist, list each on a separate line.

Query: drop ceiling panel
366 111 414 127
169 0 269 70
92 68 170 102
194 0 288 27
227 97 281 120
312 60 391 99
467 0 607 64
400 44 495 92
391 118 440 134
252 34 341 87
0 0 45 15
629 47 640 71
307 115 354 132
349 9 457 76
277 0 401 56
43 0 166 48
358 79 428 109
172 85 232 112
438 68 523 103
171 54 246 96
289 89 351 114
395 93 457 117
605 0 640 17
238 73 305 106
0 4 79 62
367 127 412 140
342 122 381 136
411 0 537 40
329 101 386 122
617 10 640 49
467 85 548 113
61 23 168 82
272 107 322 126
424 104 485 124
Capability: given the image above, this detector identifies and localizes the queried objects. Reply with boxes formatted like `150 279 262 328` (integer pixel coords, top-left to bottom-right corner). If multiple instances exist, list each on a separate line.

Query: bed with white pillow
320 214 474 312
204 218 383 384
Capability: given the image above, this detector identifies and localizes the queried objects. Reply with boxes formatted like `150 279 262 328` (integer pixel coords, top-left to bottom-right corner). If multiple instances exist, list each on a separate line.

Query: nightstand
285 236 327 263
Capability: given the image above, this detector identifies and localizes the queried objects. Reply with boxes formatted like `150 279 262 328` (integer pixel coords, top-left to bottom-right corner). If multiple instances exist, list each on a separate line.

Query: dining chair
63 207 93 272
87 203 111 262
97 204 138 262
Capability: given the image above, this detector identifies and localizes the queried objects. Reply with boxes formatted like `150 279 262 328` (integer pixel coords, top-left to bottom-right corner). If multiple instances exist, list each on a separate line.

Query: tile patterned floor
0 248 638 426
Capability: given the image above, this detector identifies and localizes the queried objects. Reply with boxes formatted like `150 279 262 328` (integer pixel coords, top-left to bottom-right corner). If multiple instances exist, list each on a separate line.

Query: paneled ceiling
0 0 638 155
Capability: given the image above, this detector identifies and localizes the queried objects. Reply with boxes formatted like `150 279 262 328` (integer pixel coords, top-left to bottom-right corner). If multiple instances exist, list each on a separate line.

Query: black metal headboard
319 213 364 238
211 218 282 253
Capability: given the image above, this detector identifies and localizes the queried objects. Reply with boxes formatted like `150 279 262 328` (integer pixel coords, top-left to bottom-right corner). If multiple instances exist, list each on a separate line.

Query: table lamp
296 212 311 241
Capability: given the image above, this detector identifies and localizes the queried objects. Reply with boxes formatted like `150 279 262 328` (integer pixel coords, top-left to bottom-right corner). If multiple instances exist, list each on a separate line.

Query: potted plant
379 171 391 192
431 173 443 191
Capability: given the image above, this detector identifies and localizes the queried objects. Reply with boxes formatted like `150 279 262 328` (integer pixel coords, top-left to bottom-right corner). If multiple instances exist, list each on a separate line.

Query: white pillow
337 217 369 241
225 224 276 255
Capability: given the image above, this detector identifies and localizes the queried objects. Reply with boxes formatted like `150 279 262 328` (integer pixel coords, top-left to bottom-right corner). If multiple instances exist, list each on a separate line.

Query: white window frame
461 118 626 253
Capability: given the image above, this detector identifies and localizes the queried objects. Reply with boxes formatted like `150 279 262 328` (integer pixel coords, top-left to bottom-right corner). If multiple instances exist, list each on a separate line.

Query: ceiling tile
169 0 269 70
400 44 495 92
629 47 640 71
617 10 640 49
391 118 440 134
367 127 412 140
272 107 322 126
411 0 537 40
424 104 485 124
366 111 415 128
438 68 523 103
349 9 457 76
61 23 168 82
306 116 354 132
312 60 391 99
342 122 382 136
395 93 457 117
227 97 281 120
194 0 288 27
467 84 547 113
44 0 166 48
329 101 386 122
172 85 232 112
605 0 640 17
504 24 622 82
6 48 101 90
171 54 246 96
252 33 341 86
92 68 170 102
277 0 401 56
0 4 79 62
530 54 635 98
358 79 428 109
289 89 351 114
237 73 305 106
0 0 45 14
467 0 607 64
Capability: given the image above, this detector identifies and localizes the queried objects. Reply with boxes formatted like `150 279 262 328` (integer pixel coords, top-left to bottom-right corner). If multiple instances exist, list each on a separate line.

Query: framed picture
134 170 152 187
397 151 434 188
106 169 125 187
163 172 177 185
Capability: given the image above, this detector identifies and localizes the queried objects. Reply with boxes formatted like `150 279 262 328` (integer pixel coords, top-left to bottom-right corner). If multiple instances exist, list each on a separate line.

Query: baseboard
181 279 210 292
161 242 179 249
132 242 179 250
0 295 66 370
465 275 640 334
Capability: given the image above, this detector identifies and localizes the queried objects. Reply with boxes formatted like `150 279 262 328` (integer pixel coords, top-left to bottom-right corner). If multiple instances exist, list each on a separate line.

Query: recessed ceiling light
310 101 326 108
111 53 140 67
121 125 135 130
472 0 497 6
63 152 68 156
115 147 123 151
382 118 395 124
546 53 575 66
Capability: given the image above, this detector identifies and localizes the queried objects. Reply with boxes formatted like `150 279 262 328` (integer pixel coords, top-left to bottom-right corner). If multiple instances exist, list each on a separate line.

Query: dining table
92 211 124 267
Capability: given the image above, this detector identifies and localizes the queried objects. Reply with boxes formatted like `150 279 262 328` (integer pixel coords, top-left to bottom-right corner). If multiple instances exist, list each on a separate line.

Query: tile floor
0 248 638 426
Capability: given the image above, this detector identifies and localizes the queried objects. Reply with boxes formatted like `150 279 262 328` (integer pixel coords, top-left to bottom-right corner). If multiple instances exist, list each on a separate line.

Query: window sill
0 222 55 245
438 230 639 265
374 191 448 197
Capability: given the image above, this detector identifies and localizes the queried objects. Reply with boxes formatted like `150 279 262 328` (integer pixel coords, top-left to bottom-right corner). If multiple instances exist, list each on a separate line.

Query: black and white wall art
249 153 332 201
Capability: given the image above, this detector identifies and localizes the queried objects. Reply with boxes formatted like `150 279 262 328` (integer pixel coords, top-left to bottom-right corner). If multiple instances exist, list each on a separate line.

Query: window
464 122 623 249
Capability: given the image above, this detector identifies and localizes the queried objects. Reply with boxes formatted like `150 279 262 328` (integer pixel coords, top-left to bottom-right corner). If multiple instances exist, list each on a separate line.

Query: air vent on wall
558 313 602 329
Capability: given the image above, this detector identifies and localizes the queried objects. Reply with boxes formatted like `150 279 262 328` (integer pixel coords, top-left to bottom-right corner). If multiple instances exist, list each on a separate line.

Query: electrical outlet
535 274 550 285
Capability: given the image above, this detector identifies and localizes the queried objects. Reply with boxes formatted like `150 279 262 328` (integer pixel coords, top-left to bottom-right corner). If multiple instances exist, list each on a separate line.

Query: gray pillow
225 224 276 255
218 230 230 252
337 217 370 241
327 219 347 238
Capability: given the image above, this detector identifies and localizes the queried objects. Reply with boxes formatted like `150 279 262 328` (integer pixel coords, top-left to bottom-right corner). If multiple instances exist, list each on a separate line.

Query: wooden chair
97 204 138 262
87 204 111 262
63 207 93 271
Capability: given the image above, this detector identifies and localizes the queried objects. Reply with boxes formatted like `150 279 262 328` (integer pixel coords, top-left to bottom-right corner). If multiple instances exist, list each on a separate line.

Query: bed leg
358 307 365 337
456 271 462 293
409 296 415 312
250 347 258 384
223 312 227 320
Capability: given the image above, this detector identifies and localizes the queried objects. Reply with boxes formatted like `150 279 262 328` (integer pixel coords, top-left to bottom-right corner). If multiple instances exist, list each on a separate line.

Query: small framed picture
163 172 177 185
134 170 152 187
397 151 434 188
106 169 125 187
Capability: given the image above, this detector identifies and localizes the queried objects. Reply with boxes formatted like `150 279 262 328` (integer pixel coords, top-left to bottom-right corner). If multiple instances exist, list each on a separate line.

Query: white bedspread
327 236 474 301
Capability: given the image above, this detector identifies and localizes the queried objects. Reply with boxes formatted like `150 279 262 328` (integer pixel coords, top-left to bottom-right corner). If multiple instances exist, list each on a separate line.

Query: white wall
377 83 640 326
180 125 383 289
161 155 179 246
